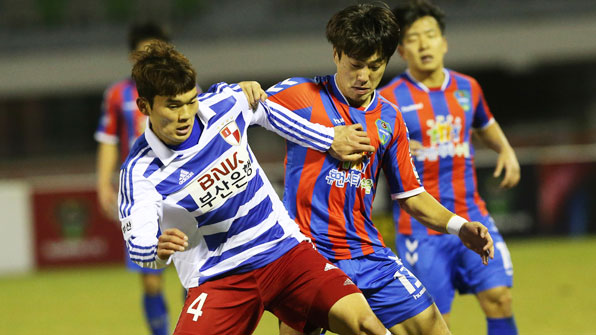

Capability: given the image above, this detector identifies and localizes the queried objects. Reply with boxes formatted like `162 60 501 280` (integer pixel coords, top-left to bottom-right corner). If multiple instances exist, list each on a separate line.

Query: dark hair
326 3 399 62
127 22 170 51
131 41 196 106
393 0 445 44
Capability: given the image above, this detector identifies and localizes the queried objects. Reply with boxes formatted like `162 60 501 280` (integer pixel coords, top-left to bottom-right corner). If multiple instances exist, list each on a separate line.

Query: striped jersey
95 78 145 161
267 75 424 261
118 82 335 289
379 69 494 236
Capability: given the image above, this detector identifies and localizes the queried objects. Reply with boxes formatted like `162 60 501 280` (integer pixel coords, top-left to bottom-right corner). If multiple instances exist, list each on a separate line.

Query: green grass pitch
1 236 594 334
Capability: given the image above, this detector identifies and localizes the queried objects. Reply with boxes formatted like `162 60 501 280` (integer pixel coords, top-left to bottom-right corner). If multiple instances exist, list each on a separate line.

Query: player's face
398 16 447 76
139 87 198 146
333 50 387 108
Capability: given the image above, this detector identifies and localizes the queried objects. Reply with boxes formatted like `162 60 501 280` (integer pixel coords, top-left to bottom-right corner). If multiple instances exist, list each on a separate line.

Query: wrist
446 215 467 235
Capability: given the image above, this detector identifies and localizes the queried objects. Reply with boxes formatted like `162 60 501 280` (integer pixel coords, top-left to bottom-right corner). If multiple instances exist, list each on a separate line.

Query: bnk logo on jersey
184 148 253 212
220 121 241 146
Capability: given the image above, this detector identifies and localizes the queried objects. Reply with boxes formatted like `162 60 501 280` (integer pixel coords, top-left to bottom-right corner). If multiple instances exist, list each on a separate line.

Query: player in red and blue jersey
94 22 174 335
379 2 520 334
266 4 495 335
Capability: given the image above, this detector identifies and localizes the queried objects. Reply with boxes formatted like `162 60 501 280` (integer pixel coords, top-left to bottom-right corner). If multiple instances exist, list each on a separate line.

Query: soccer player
119 40 390 335
379 1 520 334
262 3 494 335
94 22 176 335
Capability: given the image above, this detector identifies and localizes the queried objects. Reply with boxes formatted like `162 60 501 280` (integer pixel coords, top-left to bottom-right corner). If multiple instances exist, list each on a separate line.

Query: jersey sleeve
251 100 334 152
383 112 424 200
471 80 495 130
228 79 335 152
95 85 121 144
118 161 166 269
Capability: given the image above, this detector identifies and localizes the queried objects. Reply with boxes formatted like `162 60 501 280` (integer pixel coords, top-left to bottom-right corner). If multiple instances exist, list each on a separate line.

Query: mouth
175 124 191 136
421 55 434 64
352 86 370 95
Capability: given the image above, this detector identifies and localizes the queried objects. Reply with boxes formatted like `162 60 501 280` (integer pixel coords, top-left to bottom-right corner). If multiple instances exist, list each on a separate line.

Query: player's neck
409 67 445 89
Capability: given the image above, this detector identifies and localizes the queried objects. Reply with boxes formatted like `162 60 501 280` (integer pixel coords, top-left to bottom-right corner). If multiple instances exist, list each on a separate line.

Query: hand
493 147 520 188
329 124 376 162
458 221 494 265
157 228 188 261
238 81 267 110
97 183 118 221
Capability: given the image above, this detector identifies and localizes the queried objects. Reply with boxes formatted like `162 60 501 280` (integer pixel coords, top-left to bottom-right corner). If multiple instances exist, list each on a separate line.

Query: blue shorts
332 247 434 328
395 226 513 314
125 247 164 274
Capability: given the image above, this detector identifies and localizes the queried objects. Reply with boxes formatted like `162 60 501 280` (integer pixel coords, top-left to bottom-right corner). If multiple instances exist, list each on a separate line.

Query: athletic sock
487 316 518 335
143 293 169 335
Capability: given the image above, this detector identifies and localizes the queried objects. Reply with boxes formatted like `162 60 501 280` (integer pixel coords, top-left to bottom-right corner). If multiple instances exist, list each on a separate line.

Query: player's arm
386 111 493 264
397 192 494 265
118 167 187 269
237 80 374 161
95 85 123 220
474 122 520 188
96 142 119 220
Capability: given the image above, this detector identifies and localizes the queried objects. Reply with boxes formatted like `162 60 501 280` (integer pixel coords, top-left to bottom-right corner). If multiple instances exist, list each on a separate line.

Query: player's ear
137 98 150 116
333 48 340 65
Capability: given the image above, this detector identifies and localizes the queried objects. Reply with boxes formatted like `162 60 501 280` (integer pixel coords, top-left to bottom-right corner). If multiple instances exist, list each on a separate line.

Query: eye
405 35 419 43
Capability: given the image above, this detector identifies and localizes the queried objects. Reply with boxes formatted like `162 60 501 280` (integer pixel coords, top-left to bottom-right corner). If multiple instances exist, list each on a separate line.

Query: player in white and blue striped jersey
118 41 387 334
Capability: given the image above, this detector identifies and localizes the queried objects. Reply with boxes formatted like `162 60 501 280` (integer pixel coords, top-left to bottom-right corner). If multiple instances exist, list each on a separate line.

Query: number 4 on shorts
187 293 208 321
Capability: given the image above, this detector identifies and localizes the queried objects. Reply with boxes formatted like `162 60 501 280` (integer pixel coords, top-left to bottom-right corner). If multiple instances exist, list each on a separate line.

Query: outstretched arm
238 81 374 161
398 192 494 265
474 122 520 189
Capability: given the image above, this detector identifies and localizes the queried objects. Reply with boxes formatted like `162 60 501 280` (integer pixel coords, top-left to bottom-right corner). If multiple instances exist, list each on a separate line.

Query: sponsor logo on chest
184 148 253 212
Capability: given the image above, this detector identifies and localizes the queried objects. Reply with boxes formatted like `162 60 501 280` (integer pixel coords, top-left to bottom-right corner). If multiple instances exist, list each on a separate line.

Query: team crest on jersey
454 90 471 112
375 119 392 145
219 121 241 146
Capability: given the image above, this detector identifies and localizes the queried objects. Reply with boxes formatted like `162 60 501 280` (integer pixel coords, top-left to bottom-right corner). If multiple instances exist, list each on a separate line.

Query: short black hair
127 22 170 51
326 3 399 62
393 0 445 44
131 41 196 107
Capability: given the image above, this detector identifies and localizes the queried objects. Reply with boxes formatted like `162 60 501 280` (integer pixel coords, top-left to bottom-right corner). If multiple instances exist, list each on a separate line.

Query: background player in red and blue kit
266 4 494 335
379 2 520 334
94 22 175 335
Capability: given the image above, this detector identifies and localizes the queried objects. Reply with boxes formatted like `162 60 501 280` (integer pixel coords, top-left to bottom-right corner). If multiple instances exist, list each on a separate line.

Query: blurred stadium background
1 0 595 334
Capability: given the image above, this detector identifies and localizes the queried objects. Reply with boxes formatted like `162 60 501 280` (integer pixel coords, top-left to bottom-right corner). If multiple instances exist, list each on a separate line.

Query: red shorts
173 241 361 334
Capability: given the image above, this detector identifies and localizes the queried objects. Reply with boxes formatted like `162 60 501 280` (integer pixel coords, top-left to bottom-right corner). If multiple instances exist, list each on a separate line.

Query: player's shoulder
201 82 243 100
378 94 401 114
448 69 481 88
105 78 135 96
380 73 409 93
267 77 320 96
120 134 152 173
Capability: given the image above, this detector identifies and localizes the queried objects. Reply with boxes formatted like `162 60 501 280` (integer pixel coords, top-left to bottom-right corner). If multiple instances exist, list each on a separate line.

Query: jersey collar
405 68 450 92
197 100 216 125
330 74 378 112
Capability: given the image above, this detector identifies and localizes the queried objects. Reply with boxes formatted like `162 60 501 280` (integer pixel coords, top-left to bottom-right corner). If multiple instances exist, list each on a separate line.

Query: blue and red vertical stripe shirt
380 69 494 236
267 75 424 260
